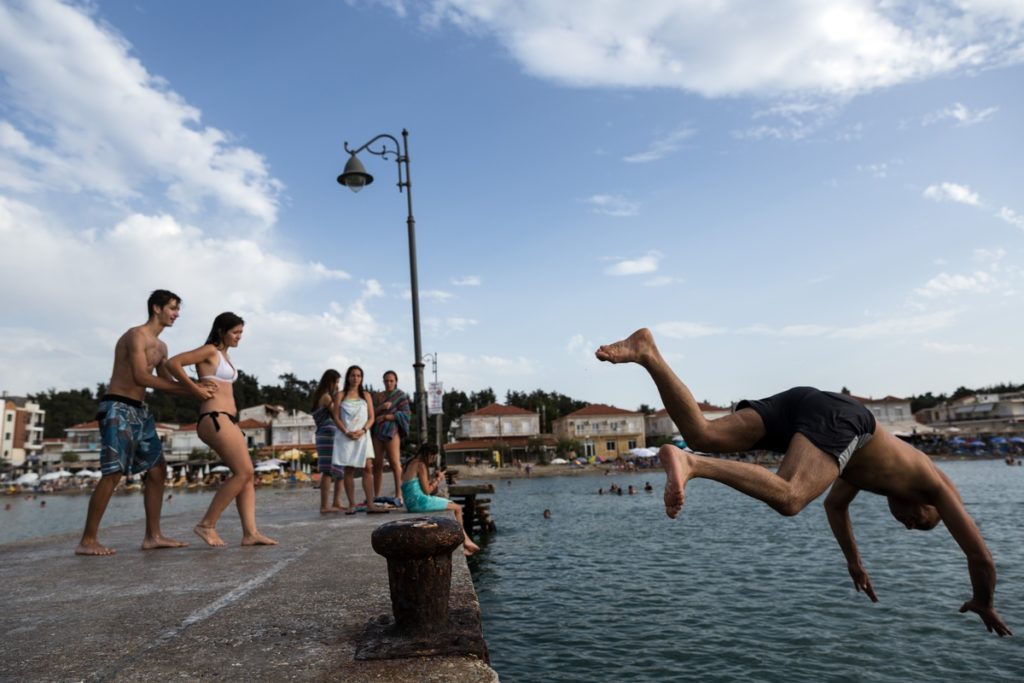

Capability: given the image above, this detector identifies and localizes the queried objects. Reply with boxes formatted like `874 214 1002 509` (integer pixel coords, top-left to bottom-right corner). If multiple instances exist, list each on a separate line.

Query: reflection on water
471 461 1024 683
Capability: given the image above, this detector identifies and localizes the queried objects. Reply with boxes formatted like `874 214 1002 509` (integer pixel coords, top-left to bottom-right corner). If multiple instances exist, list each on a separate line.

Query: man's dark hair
147 289 181 319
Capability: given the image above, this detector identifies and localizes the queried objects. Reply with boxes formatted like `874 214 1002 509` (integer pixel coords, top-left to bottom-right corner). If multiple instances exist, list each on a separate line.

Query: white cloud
400 1 1024 97
915 271 996 298
654 321 726 339
451 275 481 286
997 206 1024 229
0 195 401 392
584 194 639 217
644 275 681 287
923 340 980 354
604 250 661 276
922 182 981 206
623 125 696 163
738 323 835 337
829 310 957 339
922 102 998 127
0 0 282 225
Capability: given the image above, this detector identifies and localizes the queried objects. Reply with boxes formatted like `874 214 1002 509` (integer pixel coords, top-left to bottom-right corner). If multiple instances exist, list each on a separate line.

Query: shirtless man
75 290 216 556
596 328 1011 636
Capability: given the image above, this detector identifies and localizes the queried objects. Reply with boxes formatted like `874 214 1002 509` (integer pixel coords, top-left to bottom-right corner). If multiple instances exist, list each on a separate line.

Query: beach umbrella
1009 436 1024 444
279 448 303 461
550 457 568 465
254 463 280 473
260 458 286 467
967 440 985 447
210 465 230 473
40 472 66 482
75 469 101 478
991 436 1007 444
15 472 39 485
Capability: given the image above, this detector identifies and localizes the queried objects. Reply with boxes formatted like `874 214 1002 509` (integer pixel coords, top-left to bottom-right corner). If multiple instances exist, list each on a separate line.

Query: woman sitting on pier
401 444 480 556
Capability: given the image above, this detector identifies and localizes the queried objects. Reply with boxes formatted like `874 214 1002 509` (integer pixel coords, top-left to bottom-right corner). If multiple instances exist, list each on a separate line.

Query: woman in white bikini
167 312 277 547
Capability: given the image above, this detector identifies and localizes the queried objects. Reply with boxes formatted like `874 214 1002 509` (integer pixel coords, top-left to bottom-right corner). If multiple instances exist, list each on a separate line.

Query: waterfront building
915 392 1024 434
645 402 730 444
1 396 46 468
552 404 645 460
446 403 543 465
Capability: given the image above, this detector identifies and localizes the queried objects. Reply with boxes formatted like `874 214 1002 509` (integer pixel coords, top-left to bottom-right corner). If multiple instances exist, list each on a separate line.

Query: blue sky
1 0 1023 411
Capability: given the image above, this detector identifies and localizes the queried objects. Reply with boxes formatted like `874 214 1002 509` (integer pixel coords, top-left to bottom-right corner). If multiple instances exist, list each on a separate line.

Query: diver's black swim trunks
736 386 876 471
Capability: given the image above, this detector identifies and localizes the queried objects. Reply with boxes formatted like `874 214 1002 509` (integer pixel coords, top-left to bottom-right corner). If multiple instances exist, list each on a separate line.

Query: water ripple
473 461 1024 682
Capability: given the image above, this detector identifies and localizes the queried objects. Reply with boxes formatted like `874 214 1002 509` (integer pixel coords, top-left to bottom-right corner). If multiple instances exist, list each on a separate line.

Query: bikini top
199 350 238 383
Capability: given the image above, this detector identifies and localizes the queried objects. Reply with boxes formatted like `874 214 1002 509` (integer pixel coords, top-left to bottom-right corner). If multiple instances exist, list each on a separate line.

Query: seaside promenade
0 488 497 682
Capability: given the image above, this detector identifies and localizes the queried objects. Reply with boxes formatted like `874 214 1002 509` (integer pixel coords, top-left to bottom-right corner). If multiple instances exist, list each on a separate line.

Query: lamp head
337 153 373 193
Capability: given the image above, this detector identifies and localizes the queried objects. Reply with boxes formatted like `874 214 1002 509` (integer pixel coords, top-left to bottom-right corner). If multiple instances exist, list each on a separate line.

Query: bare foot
141 535 188 550
661 447 692 519
320 507 341 514
463 537 481 556
241 532 278 546
344 507 357 515
75 540 116 556
595 328 657 365
193 524 226 547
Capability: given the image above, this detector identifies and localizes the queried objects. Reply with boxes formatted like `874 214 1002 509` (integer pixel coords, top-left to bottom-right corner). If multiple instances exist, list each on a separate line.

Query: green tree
61 452 80 463
233 369 263 409
31 387 97 438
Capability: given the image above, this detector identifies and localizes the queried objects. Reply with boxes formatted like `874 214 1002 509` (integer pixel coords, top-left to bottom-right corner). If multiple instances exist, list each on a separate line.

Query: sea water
470 460 1024 682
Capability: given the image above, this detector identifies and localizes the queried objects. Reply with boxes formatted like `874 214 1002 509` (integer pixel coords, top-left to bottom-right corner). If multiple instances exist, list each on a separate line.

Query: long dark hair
205 312 245 346
342 365 370 401
311 369 341 412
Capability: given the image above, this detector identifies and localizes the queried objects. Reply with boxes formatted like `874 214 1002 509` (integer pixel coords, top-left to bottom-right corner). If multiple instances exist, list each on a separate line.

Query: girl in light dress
332 365 386 513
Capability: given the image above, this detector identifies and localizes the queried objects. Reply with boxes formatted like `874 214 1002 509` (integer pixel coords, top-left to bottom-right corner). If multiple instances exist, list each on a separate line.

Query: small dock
449 482 496 536
0 489 497 682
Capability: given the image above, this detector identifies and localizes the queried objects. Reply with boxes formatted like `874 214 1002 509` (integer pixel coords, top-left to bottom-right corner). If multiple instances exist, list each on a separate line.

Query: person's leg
371 438 385 498
597 328 764 452
362 462 382 511
141 460 187 549
448 502 480 555
331 475 344 509
386 436 403 501
660 434 839 518
320 472 334 513
76 472 122 555
343 467 357 512
194 421 276 546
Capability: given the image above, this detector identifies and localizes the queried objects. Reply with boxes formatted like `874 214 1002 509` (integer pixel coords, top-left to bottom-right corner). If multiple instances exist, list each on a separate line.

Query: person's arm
824 479 878 602
364 397 375 432
931 476 1012 636
417 461 442 495
165 345 218 401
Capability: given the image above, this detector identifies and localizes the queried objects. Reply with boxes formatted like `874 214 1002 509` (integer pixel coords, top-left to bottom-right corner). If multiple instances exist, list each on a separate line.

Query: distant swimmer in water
543 509 552 519
644 481 653 492
597 328 1011 636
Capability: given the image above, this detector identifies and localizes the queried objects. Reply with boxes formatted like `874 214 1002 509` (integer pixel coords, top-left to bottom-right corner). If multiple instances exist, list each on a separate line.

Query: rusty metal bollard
370 517 464 632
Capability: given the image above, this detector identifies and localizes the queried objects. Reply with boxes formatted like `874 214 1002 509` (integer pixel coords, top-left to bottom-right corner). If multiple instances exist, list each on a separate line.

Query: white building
455 403 540 440
645 402 731 443
1 396 45 467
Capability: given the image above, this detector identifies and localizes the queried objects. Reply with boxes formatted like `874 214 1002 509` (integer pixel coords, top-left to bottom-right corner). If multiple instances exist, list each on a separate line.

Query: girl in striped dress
310 369 344 513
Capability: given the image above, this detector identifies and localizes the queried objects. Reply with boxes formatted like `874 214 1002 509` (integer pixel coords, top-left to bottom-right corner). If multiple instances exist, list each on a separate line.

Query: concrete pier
0 488 497 682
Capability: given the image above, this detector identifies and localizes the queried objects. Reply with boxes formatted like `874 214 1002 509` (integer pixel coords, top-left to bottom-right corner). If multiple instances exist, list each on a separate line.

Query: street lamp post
337 129 427 446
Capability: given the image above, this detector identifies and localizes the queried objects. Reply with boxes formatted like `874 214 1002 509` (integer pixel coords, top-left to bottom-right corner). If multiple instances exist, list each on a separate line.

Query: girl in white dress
331 366 385 513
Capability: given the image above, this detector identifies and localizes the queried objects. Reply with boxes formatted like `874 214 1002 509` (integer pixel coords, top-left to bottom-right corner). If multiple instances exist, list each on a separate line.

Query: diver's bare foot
75 540 116 556
463 538 481 556
241 532 278 546
661 447 691 519
193 524 226 547
595 328 657 365
142 535 188 550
